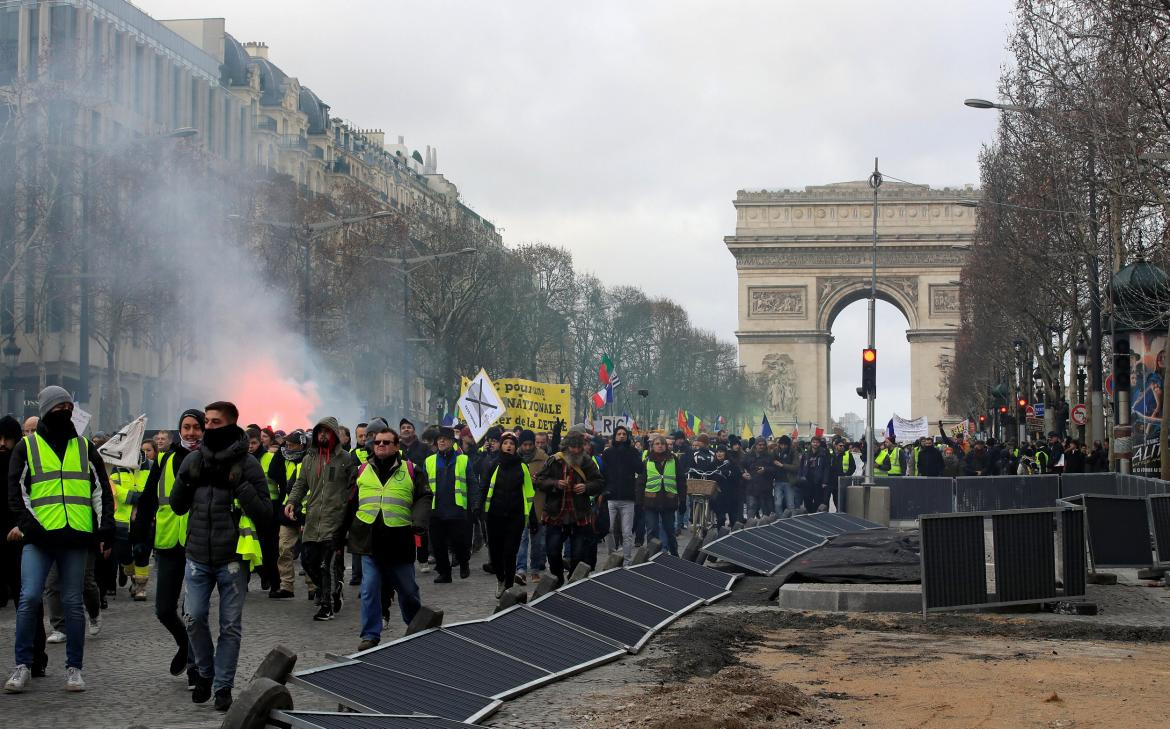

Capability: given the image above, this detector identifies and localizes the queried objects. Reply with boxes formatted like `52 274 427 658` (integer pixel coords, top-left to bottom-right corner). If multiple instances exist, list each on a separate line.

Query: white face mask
181 437 200 450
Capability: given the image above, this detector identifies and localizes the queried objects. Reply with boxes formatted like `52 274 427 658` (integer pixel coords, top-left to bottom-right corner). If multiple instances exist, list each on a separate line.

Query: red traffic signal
978 414 987 423
1017 397 1027 408
998 405 1008 414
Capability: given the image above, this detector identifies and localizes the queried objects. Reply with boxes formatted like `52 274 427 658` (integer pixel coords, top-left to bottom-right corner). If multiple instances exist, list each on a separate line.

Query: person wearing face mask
272 429 308 599
484 431 538 597
130 409 205 685
336 427 430 651
169 401 270 711
6 387 115 694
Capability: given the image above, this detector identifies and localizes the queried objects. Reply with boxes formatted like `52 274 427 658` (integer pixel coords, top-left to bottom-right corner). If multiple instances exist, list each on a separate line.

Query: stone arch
817 276 920 332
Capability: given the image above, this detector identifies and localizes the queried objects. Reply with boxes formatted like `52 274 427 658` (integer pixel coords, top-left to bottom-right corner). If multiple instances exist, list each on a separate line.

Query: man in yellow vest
425 426 476 584
131 408 204 686
873 437 906 477
335 426 431 651
170 401 271 712
5 386 115 694
484 431 538 598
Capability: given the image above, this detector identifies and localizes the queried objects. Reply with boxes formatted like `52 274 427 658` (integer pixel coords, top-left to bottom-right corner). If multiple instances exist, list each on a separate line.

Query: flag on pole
791 423 800 439
760 414 773 439
741 423 753 440
440 412 456 427
599 354 621 389
676 409 701 437
714 415 726 432
590 383 614 409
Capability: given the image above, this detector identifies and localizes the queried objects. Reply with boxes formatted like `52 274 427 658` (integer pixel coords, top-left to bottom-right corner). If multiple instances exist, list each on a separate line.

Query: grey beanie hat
38 385 73 418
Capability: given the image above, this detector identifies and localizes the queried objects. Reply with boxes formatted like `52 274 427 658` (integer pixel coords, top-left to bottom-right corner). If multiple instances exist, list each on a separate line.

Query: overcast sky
141 0 1013 421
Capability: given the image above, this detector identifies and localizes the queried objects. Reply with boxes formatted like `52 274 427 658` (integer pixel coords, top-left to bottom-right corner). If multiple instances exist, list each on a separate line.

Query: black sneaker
433 574 452 584
348 578 361 586
481 562 494 573
169 644 188 677
259 576 270 592
307 590 316 601
459 564 470 579
192 674 213 704
213 687 233 712
187 666 199 690
332 590 343 613
269 589 295 599
312 605 334 621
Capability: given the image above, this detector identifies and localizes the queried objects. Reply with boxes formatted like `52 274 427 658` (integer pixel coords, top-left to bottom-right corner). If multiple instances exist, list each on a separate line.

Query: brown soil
750 627 1170 729
573 665 828 729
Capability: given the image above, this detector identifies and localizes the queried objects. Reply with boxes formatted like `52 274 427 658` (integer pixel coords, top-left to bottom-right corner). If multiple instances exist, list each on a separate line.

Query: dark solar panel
630 561 731 602
295 661 498 722
591 569 704 614
801 512 852 534
355 629 551 699
278 711 482 729
784 516 839 538
818 511 882 530
530 593 649 648
651 552 738 589
560 579 675 628
701 538 780 574
443 606 623 674
731 529 800 559
751 525 822 552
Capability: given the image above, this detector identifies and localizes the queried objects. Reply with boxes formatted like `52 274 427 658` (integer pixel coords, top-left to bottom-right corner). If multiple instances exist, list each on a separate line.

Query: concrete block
1137 567 1166 581
250 645 297 684
603 552 625 570
745 517 759 527
681 535 702 563
844 484 890 526
776 583 921 613
569 562 592 583
647 538 662 557
404 604 444 635
697 529 720 565
532 573 558 599
781 509 793 519
1086 572 1118 585
495 585 528 613
221 677 292 729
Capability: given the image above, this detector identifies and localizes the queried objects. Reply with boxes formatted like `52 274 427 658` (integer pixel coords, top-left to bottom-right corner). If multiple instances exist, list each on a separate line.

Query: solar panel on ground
293 660 500 723
443 606 624 675
783 516 840 538
530 592 650 649
353 628 551 699
275 711 482 729
811 512 878 531
825 511 884 529
651 552 739 590
799 513 851 534
731 529 801 559
630 561 733 603
591 568 705 614
701 539 781 574
560 578 676 630
756 523 824 550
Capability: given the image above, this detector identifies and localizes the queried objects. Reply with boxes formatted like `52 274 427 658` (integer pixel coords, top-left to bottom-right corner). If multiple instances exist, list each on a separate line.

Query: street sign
1026 416 1044 430
1071 403 1088 427
1032 402 1046 417
1025 405 1036 418
1104 374 1113 398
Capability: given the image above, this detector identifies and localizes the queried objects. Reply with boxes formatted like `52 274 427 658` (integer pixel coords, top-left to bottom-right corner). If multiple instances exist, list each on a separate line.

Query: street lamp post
1074 340 1088 442
1013 339 1026 444
3 334 21 415
862 158 881 486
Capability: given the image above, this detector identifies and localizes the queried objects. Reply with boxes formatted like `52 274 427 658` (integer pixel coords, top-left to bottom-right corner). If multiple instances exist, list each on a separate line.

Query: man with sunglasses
336 428 430 651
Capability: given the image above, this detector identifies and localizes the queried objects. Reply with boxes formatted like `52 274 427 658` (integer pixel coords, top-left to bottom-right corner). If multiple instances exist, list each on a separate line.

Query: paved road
0 551 543 729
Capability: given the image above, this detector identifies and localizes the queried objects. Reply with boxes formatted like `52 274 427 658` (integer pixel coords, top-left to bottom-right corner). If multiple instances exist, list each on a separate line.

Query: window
26 4 38 81
133 44 143 111
112 33 122 100
48 5 74 81
172 69 181 127
154 56 164 121
205 86 214 151
222 97 231 158
0 9 18 84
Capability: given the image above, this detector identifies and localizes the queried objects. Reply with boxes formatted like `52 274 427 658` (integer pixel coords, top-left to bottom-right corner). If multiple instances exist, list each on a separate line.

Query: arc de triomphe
726 181 975 430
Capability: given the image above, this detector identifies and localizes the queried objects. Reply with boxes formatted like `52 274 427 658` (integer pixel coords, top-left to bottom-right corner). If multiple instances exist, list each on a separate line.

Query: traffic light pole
864 159 881 486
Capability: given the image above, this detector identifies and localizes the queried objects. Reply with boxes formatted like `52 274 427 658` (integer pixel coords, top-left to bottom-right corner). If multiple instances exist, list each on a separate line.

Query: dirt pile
574 665 826 729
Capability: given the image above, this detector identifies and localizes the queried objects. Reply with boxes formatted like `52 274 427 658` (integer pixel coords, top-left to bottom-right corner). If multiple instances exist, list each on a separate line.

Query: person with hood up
169 401 269 711
514 429 548 584
639 435 687 556
285 416 360 622
535 430 604 586
130 408 205 685
603 424 643 566
335 427 430 651
425 426 475 583
5 387 115 694
484 431 538 597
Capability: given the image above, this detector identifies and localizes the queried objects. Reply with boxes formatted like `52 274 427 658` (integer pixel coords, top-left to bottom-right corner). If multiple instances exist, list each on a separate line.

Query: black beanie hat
178 408 206 431
0 414 21 441
519 429 536 445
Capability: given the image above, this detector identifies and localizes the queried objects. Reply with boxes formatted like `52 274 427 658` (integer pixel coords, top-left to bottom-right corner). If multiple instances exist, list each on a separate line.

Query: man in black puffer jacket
170 401 269 712
601 425 642 566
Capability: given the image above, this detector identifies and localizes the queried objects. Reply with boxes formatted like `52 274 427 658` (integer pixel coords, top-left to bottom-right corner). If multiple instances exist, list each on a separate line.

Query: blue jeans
644 509 678 556
185 559 247 692
774 481 799 513
16 544 87 670
516 523 546 574
359 556 420 640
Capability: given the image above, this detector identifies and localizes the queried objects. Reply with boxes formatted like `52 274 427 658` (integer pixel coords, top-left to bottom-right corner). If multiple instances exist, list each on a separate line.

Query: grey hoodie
286 416 359 543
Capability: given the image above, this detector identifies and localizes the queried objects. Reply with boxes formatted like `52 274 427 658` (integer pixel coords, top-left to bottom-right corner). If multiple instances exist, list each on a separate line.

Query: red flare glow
222 355 320 432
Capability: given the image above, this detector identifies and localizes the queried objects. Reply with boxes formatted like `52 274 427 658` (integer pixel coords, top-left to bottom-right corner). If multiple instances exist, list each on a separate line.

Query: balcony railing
256 117 277 133
278 134 308 150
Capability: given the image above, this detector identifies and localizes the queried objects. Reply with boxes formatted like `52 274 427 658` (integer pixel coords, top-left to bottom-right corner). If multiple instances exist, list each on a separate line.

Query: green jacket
287 417 360 543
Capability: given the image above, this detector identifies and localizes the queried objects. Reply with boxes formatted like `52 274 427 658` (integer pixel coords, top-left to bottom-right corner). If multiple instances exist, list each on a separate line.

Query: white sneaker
417 563 432 574
65 666 85 692
4 665 30 693
46 630 66 644
88 615 101 636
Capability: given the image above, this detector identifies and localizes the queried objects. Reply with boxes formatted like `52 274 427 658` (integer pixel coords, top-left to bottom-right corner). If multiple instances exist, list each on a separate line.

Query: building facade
0 1 499 427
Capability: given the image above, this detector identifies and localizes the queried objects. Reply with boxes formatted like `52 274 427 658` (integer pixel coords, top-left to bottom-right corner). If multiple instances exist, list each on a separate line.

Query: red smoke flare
222 355 321 431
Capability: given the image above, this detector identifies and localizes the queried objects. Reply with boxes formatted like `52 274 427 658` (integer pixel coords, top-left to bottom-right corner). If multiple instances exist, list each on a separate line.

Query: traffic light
998 405 1008 415
858 348 877 398
978 414 987 431
1017 397 1027 409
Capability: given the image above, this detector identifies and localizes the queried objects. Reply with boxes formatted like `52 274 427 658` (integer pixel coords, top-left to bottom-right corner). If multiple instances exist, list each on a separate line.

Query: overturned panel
700 537 782 574
529 592 650 650
353 628 551 699
1072 494 1153 568
629 561 733 603
443 606 624 675
559 578 676 632
591 568 705 614
293 661 500 723
276 711 482 729
651 552 741 590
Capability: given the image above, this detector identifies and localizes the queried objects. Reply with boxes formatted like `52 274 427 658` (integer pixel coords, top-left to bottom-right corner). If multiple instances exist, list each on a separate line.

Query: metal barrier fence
838 472 1170 522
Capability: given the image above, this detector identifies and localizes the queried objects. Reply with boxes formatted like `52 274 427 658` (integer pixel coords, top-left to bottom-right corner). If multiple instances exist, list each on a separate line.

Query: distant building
838 411 864 440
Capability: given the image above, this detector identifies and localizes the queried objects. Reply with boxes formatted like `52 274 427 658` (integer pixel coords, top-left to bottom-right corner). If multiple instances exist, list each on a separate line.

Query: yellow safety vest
355 449 369 465
355 461 414 527
236 509 262 569
841 452 852 472
154 452 188 549
875 448 902 476
644 456 677 495
426 452 468 510
259 452 280 501
486 463 535 519
24 434 95 533
110 468 141 525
